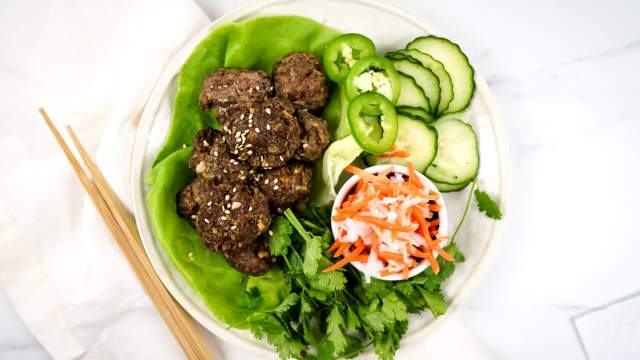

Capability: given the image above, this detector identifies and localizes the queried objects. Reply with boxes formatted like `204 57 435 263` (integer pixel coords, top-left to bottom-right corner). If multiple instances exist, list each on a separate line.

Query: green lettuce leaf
146 148 290 328
154 16 340 165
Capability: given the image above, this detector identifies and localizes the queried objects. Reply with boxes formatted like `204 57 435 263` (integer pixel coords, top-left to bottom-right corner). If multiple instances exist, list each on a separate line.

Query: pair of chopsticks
38 108 213 360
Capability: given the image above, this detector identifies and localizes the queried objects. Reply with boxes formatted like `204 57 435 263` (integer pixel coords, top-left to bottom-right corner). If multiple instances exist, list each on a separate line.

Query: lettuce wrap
145 16 340 328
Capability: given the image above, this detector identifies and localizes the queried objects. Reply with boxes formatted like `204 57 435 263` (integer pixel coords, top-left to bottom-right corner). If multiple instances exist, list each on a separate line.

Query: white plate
131 0 511 357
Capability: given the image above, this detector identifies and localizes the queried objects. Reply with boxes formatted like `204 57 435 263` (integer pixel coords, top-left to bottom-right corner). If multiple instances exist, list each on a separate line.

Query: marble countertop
2 0 639 358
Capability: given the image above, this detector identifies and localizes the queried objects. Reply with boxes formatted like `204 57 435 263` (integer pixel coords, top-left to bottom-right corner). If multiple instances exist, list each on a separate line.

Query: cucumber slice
432 179 471 193
397 107 434 123
407 36 475 114
389 58 440 114
396 72 430 113
366 115 438 172
395 49 454 115
425 117 479 184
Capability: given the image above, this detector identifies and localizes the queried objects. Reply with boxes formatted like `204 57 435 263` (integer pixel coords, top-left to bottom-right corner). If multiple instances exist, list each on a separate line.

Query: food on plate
323 33 376 82
222 97 301 169
146 15 503 360
273 52 329 111
345 55 400 103
188 127 252 184
328 164 451 279
256 163 314 213
199 68 271 125
294 109 331 161
347 92 398 154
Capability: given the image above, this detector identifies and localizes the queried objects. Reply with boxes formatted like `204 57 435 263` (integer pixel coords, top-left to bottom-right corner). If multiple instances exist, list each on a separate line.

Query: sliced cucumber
366 115 438 172
396 72 430 113
407 36 475 114
395 49 454 115
433 179 471 193
389 58 440 114
397 107 434 123
425 117 478 184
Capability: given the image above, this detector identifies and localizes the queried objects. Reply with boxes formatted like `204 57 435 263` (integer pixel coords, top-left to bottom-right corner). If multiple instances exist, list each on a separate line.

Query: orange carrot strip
407 162 424 190
380 269 395 277
352 215 414 232
426 251 440 274
428 203 442 211
427 242 453 261
323 240 365 272
379 251 404 262
402 265 409 279
354 254 369 262
334 241 351 257
327 240 341 253
379 150 411 158
371 231 380 255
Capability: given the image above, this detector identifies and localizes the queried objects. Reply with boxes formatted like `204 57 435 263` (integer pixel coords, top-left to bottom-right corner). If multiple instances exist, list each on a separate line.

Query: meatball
188 127 252 184
295 110 330 162
194 183 271 253
256 163 313 213
199 68 271 125
273 52 329 111
224 98 300 169
223 239 273 275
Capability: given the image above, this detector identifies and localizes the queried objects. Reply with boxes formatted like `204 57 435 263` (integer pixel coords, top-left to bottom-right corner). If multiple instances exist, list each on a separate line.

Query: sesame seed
240 176 246 180
264 179 269 184
235 131 241 137
226 203 231 208
255 128 260 133
232 187 237 192
190 215 196 219
302 143 309 148
223 169 228 173
273 185 279 190
224 210 230 214
203 140 209 146
269 230 273 236
214 151 219 156
266 124 271 130
207 201 212 206
269 86 274 91
247 150 253 155
204 218 210 224
273 179 278 184
265 108 271 115
240 113 244 120
182 143 187 148
279 156 284 161
187 252 194 261
225 195 230 201
249 206 253 211
231 201 241 209
255 86 260 91
221 216 227 220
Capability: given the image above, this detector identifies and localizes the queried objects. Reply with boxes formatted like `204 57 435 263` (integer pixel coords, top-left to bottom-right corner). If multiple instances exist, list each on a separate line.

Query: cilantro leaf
345 306 361 332
381 293 408 321
418 288 448 317
272 293 299 317
269 216 293 255
373 321 407 360
237 286 264 311
474 189 503 220
326 306 348 354
249 313 305 359
302 236 322 276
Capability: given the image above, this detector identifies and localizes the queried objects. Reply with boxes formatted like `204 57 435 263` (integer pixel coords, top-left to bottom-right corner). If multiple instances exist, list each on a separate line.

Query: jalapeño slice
323 33 376 83
345 55 400 104
347 93 398 154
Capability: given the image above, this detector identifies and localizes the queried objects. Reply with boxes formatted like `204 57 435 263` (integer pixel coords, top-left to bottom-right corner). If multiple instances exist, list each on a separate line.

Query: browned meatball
223 239 273 275
256 163 313 213
295 110 330 162
224 98 300 169
199 68 271 126
188 127 252 184
273 52 329 111
194 183 271 253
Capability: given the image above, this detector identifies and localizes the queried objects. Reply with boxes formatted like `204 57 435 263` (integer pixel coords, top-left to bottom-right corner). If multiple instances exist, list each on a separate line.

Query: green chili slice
323 33 376 83
347 93 398 154
345 55 400 104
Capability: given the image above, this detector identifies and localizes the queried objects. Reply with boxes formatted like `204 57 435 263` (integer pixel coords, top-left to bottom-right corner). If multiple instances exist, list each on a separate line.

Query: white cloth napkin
574 293 640 360
0 0 489 359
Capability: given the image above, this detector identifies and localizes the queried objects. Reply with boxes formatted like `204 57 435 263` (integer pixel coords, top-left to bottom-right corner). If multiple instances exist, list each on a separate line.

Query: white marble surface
2 0 640 359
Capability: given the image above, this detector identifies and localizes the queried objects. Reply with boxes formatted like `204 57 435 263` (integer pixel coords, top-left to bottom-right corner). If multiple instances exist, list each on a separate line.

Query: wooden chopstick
38 108 213 360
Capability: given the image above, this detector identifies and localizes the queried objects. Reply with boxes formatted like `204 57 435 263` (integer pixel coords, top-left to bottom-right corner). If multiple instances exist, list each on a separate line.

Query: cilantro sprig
249 208 465 360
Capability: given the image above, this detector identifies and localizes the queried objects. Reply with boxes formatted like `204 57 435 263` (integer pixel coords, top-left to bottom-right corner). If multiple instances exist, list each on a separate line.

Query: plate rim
131 0 511 357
